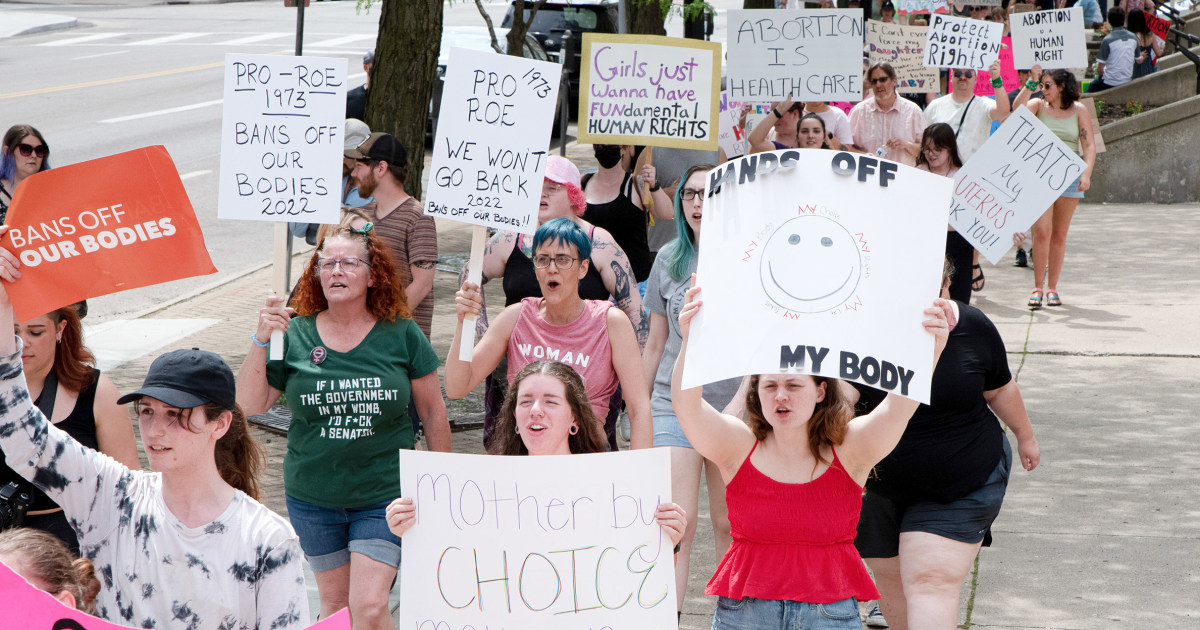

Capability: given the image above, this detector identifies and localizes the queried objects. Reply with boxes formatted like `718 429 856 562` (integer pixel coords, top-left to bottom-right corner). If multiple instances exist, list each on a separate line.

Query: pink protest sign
975 36 1019 96
0 561 350 630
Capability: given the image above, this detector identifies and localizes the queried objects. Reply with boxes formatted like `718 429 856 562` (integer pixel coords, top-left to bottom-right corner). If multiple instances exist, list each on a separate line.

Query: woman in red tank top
670 282 951 629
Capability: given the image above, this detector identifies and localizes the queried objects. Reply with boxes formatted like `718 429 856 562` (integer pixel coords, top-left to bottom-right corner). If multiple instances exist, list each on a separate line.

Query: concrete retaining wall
1088 94 1200 203
1090 57 1198 107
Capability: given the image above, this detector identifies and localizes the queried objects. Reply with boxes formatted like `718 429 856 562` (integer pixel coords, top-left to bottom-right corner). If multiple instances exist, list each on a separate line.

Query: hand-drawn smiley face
759 215 862 313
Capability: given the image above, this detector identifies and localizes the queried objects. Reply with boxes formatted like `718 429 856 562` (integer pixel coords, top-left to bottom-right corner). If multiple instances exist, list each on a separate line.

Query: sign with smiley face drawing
683 149 951 403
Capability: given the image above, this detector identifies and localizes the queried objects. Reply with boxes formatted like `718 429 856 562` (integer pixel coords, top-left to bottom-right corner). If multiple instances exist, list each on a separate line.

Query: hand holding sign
2 146 215 322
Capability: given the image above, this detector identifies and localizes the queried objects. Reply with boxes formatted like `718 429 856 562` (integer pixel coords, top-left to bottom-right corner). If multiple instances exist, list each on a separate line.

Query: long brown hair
47 305 98 392
744 374 854 468
0 528 101 613
208 402 266 501
487 360 607 456
289 227 410 321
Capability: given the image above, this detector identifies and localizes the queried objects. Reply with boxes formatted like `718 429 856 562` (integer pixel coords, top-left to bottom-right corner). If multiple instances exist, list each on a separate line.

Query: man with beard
581 144 673 289
345 132 437 337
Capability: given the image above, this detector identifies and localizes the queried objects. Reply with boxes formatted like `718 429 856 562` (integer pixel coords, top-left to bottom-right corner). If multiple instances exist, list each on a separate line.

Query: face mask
594 145 622 169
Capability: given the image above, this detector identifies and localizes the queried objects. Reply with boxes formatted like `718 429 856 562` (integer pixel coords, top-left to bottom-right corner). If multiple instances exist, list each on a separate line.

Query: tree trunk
743 0 774 7
627 0 667 35
367 0 443 200
505 0 550 57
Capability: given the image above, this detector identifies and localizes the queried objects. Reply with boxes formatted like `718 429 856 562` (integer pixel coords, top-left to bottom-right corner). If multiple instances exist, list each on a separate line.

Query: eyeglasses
532 254 577 269
1040 82 1054 89
316 257 368 273
953 70 976 79
869 76 891 85
542 181 564 195
15 143 47 158
680 188 705 201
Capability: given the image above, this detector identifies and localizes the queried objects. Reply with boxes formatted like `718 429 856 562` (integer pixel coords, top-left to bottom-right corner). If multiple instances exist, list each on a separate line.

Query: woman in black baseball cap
0 258 310 629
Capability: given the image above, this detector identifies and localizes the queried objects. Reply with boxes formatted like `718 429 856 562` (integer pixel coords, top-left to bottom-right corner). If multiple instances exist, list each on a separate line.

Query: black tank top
582 172 652 282
502 228 610 306
0 370 101 511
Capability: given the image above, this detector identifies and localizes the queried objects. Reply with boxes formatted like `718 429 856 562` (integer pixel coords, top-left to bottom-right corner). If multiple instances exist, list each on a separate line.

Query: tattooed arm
407 260 435 308
590 228 649 348
1075 102 1096 192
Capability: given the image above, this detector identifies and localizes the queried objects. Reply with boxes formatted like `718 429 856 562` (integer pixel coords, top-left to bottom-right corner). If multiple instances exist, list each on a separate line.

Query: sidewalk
0 5 76 39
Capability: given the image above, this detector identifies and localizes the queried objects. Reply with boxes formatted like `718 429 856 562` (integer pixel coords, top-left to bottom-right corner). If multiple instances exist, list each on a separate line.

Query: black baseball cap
117 348 236 410
344 132 407 167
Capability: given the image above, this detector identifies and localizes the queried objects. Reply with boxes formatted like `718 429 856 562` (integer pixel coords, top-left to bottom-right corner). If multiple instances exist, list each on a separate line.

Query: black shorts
856 438 1012 558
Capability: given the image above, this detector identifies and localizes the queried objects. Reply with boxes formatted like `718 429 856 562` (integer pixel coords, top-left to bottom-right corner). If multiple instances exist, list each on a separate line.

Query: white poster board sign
726 9 865 102
398 449 675 630
578 34 721 150
923 14 1004 69
950 106 1086 264
218 54 347 223
685 150 949 403
717 92 748 159
425 47 561 234
1010 7 1087 70
867 21 940 92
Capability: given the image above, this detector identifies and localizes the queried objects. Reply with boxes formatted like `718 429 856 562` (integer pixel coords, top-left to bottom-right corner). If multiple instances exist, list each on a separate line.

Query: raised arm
747 96 794 154
670 280 756 478
607 308 653 450
236 295 289 416
590 228 648 348
989 59 1013 121
1012 64 1043 113
983 380 1040 471
443 285 519 399
639 163 677 222
837 298 952 484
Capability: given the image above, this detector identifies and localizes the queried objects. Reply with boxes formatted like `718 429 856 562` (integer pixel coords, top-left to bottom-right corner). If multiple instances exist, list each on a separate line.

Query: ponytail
206 402 266 501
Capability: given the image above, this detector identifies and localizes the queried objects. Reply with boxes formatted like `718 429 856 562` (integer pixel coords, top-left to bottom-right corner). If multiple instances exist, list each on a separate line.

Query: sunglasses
953 70 976 79
15 143 47 158
869 76 891 85
1041 82 1055 89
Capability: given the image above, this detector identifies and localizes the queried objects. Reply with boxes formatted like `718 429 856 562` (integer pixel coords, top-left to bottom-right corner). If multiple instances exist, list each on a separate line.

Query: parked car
500 0 620 109
429 26 565 139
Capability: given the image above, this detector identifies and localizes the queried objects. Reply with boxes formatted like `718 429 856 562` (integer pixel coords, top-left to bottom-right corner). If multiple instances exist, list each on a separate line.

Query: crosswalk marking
39 32 128 47
305 34 375 48
217 32 290 46
131 32 211 46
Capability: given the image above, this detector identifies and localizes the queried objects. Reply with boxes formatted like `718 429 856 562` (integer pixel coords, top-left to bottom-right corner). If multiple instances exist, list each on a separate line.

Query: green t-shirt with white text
266 314 440 508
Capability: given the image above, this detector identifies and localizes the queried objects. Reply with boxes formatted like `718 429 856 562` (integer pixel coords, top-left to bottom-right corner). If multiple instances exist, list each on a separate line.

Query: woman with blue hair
640 163 744 610
0 125 51 219
445 217 652 452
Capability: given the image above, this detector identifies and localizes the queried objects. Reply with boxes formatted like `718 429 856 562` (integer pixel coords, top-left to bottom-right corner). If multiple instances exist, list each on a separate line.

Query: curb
0 15 78 40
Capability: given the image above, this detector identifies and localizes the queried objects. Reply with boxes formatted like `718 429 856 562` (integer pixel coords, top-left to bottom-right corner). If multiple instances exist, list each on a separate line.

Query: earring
56 337 62 344
569 424 579 435
514 424 520 434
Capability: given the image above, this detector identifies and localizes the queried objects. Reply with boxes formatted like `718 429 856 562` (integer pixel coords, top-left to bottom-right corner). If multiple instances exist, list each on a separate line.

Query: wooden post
457 225 488 362
270 222 290 361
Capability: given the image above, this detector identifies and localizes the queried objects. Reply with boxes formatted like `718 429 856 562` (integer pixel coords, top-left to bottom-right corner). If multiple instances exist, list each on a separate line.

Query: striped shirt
366 197 438 337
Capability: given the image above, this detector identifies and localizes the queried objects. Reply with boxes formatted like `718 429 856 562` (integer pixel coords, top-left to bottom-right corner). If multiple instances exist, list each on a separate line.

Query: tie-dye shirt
0 342 309 630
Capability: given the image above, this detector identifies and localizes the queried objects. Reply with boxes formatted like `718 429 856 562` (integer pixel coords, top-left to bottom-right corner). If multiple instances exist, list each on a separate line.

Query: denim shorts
855 438 1012 559
1061 173 1085 199
712 596 861 629
652 411 694 449
285 495 402 571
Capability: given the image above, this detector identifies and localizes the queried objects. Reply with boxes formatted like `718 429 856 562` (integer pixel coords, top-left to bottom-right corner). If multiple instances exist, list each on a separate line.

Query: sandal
972 264 985 291
1046 290 1062 307
1028 289 1043 309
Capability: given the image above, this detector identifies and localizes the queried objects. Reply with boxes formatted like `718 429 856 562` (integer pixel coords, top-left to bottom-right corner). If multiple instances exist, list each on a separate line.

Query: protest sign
426 47 561 233
897 0 949 15
0 561 351 630
726 9 865 102
948 106 1087 264
975 36 1019 96
579 34 720 150
684 149 950 403
924 14 1004 69
717 92 749 159
1145 11 1171 41
218 53 347 224
399 449 675 630
2 146 215 322
1010 7 1087 69
867 20 940 92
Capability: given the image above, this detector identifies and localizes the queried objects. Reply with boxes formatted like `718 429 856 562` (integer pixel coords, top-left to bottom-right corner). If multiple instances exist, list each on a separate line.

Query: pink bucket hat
544 156 581 188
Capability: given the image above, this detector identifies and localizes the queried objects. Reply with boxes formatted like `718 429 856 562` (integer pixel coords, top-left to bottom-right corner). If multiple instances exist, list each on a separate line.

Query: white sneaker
865 602 888 628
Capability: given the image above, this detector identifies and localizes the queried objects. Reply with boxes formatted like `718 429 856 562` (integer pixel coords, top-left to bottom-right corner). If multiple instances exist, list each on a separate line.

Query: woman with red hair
238 225 451 630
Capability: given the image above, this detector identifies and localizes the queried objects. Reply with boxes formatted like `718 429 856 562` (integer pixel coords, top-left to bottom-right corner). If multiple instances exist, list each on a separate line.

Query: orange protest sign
3 145 216 321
